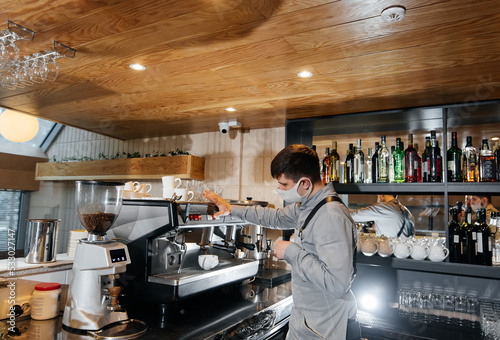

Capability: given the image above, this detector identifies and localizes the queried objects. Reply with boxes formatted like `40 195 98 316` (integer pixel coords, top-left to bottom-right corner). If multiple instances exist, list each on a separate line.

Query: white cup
162 176 181 198
174 188 194 201
198 254 219 270
137 183 152 194
124 181 139 192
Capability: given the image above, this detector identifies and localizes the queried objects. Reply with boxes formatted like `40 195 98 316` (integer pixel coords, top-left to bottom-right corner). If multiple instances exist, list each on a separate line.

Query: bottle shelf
334 182 500 195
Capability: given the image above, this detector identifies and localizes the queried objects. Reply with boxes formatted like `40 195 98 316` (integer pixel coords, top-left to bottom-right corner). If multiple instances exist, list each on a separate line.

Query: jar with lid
31 282 61 320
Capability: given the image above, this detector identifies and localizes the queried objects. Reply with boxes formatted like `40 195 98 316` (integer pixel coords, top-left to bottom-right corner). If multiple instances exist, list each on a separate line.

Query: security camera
219 122 229 134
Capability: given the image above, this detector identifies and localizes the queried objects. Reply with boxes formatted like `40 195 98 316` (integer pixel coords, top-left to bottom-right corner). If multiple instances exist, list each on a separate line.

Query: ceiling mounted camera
219 122 229 134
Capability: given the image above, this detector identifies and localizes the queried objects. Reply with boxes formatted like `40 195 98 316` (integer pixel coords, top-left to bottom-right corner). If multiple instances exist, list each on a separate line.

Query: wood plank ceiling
1 0 500 140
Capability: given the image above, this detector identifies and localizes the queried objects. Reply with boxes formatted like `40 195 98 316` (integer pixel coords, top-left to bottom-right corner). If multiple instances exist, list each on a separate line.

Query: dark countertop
1 280 293 340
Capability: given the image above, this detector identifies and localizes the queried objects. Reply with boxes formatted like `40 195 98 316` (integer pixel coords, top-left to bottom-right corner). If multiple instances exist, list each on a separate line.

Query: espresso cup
198 254 219 270
124 181 139 192
174 188 194 201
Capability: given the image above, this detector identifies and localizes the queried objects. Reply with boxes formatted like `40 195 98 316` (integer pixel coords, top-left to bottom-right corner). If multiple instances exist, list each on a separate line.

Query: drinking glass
42 51 60 82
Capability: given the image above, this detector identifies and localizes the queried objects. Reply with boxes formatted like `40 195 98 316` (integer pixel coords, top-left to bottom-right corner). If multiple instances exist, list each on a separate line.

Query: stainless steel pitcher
24 219 60 263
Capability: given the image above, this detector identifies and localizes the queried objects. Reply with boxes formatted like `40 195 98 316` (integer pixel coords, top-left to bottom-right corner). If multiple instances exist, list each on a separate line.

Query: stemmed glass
0 30 20 70
0 40 75 90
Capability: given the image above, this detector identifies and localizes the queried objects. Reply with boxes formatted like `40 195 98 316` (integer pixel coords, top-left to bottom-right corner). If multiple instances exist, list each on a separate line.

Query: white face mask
277 177 313 203
471 201 483 213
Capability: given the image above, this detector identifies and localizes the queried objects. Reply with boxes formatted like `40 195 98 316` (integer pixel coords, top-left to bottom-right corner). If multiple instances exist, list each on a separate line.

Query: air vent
381 6 406 23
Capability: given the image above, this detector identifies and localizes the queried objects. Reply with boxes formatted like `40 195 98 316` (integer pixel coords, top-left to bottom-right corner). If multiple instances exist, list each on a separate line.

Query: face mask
471 201 483 213
277 177 313 203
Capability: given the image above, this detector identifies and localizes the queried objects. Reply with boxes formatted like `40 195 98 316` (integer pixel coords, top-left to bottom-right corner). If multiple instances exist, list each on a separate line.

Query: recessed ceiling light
492 137 499 141
297 71 313 78
381 6 406 23
129 63 146 71
225 107 236 112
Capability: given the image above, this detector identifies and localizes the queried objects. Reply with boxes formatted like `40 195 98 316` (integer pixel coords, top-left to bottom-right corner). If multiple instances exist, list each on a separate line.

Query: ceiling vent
381 6 406 23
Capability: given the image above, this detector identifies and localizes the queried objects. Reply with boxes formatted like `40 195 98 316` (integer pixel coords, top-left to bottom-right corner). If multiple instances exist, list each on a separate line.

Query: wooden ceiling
1 0 500 140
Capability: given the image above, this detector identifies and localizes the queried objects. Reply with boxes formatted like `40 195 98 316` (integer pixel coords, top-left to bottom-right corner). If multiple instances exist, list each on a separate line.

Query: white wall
29 126 285 253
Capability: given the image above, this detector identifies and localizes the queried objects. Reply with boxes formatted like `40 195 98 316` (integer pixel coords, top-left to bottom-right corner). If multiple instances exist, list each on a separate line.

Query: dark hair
270 144 321 182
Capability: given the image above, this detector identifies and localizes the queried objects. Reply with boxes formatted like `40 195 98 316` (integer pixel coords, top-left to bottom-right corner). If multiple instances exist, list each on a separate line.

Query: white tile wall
30 126 285 253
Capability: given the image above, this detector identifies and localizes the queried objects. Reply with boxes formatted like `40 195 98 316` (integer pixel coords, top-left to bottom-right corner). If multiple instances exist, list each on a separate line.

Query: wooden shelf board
35 155 205 181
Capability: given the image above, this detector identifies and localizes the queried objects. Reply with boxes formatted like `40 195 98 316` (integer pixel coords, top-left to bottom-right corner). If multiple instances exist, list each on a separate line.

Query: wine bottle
365 147 373 183
321 147 330 184
345 144 354 183
353 139 365 183
394 138 405 183
476 208 492 266
372 142 380 183
463 136 479 182
404 134 418 183
449 206 463 263
463 208 478 264
378 136 390 183
330 141 340 183
479 139 496 182
414 143 422 182
422 136 431 182
447 131 462 182
496 142 500 181
429 130 442 182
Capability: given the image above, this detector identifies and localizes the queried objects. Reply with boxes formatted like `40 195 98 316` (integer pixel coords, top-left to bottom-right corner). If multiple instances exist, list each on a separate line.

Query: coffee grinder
63 181 146 336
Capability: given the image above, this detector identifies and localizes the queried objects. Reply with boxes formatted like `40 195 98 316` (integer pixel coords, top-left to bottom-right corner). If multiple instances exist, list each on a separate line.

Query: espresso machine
107 199 267 308
62 181 146 337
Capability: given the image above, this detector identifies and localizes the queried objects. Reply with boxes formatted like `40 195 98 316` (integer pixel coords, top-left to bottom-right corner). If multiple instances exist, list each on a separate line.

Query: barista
465 195 499 227
349 194 415 238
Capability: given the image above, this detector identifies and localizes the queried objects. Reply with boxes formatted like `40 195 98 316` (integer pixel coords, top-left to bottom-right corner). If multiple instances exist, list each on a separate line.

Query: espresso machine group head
63 181 145 336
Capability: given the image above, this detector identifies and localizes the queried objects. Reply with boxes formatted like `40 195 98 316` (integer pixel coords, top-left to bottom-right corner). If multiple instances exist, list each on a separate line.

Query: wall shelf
35 155 205 181
333 182 500 195
358 254 500 280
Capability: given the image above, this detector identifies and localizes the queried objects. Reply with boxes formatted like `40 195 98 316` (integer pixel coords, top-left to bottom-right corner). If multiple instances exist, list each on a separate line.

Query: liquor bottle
449 206 463 263
479 139 496 182
491 212 500 266
365 147 373 183
447 131 462 182
463 208 477 264
429 130 442 182
344 144 354 183
389 145 395 183
329 141 340 183
372 142 380 183
321 147 330 184
353 139 365 183
476 208 492 266
394 138 405 183
378 136 390 183
496 142 500 181
414 143 422 182
462 136 479 182
404 134 418 182
422 136 431 182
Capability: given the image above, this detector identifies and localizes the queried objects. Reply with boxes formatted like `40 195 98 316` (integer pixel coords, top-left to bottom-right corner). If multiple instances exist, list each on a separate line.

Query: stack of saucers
67 230 88 257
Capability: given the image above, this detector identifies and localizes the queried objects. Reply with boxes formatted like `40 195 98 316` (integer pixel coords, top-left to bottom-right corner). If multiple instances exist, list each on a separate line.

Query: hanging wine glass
42 50 60 82
0 30 20 70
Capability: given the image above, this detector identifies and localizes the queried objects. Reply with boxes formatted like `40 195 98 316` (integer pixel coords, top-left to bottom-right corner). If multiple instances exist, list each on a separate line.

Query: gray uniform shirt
349 199 415 238
231 183 357 339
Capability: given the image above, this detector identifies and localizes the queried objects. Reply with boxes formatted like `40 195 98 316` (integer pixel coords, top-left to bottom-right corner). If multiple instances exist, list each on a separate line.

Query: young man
203 144 359 339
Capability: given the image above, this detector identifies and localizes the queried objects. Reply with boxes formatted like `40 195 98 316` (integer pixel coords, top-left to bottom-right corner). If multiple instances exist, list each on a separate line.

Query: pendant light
0 109 39 143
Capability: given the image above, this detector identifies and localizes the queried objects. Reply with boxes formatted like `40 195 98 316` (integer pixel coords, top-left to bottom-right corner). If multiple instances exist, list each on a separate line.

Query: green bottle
394 138 405 183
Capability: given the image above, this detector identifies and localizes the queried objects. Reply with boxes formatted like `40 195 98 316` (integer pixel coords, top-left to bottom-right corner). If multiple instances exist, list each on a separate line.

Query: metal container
24 219 60 263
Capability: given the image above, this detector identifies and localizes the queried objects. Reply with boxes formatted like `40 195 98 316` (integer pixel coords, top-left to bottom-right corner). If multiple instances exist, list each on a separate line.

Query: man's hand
275 240 291 260
202 190 232 217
